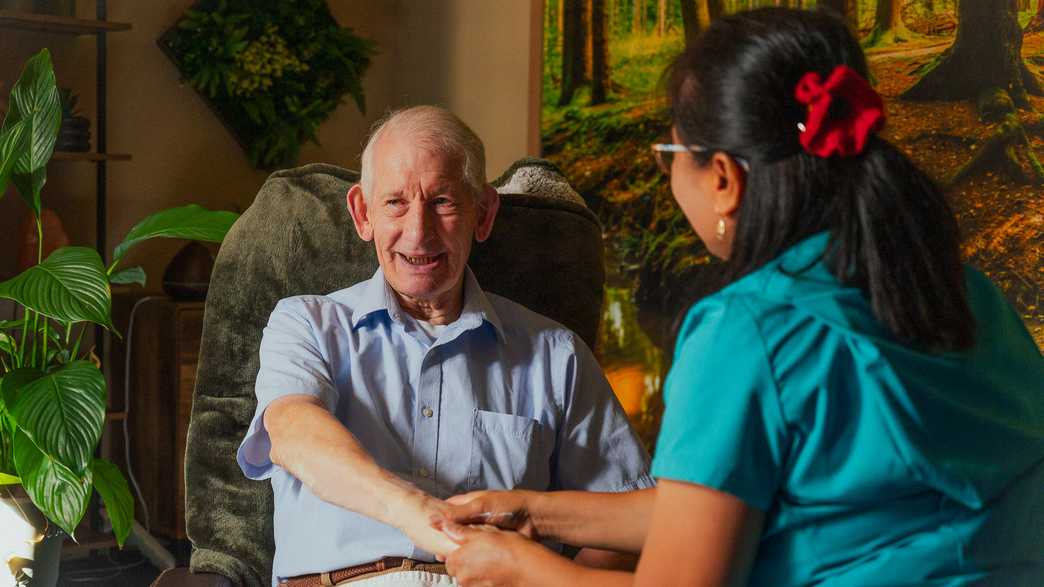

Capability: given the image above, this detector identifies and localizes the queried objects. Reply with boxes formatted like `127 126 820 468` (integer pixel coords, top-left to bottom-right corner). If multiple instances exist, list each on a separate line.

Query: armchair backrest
183 161 605 586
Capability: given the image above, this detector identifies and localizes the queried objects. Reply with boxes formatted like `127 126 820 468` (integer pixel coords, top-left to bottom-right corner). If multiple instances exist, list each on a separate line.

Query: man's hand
388 491 461 557
441 490 541 540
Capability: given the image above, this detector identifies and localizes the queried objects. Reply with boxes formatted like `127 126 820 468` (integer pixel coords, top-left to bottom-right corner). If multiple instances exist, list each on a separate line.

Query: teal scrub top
651 233 1044 586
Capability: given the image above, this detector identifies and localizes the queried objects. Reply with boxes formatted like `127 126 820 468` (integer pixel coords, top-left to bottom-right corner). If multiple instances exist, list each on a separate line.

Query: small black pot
57 115 91 152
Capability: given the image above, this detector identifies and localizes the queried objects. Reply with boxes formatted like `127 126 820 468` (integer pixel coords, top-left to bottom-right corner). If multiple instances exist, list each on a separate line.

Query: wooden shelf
51 151 131 162
62 523 118 560
0 10 131 35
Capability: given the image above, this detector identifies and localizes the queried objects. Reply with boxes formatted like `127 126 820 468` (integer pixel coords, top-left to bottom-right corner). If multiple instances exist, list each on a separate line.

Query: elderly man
236 106 653 587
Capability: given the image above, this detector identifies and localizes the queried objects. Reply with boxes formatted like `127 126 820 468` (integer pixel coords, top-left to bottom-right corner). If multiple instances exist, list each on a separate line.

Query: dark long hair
668 7 974 351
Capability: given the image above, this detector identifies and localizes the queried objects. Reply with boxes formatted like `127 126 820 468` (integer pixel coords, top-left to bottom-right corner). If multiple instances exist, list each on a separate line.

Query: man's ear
710 152 746 220
474 185 500 243
347 184 374 241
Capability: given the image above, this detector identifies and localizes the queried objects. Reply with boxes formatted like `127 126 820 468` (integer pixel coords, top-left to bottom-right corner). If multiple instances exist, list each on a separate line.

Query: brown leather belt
280 557 448 587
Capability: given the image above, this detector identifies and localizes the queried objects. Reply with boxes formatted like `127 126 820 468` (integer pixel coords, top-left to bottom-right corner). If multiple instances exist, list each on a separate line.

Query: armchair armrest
151 567 233 587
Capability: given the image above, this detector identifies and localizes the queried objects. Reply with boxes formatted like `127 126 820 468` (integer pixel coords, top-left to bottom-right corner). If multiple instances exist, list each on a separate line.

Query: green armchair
151 159 606 586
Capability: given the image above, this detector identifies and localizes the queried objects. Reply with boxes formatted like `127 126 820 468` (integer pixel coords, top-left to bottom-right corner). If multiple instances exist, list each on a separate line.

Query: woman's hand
442 490 542 540
442 523 557 587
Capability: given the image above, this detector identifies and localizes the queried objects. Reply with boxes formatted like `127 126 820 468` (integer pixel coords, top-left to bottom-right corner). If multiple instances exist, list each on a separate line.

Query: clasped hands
395 490 548 587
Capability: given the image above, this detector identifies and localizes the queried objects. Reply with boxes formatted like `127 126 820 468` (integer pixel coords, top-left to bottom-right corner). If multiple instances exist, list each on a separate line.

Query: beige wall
0 0 539 288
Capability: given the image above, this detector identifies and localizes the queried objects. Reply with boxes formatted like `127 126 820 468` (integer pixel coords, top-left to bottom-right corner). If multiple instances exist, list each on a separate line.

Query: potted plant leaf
0 49 239 586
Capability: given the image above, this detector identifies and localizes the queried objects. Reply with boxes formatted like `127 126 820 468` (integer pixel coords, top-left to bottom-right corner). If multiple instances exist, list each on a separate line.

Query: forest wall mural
540 0 1044 448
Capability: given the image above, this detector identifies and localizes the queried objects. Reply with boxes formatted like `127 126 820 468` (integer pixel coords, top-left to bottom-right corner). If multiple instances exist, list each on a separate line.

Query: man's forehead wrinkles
376 174 462 196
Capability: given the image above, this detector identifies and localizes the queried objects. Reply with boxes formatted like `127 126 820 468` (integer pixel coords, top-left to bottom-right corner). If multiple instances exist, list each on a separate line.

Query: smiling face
347 130 498 316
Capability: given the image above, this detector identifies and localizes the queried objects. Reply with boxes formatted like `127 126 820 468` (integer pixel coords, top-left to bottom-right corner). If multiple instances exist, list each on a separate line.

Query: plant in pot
159 0 377 169
56 88 90 153
0 49 239 586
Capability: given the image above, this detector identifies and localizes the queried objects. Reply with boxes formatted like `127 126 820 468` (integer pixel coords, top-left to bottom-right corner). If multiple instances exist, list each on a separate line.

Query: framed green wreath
159 0 376 169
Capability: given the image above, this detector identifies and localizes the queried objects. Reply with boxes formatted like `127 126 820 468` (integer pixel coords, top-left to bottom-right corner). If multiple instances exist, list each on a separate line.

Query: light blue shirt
238 267 653 585
653 233 1044 586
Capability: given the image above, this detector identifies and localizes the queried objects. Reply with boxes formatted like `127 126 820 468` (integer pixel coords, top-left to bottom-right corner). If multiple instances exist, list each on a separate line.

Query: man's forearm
533 488 655 553
265 396 419 526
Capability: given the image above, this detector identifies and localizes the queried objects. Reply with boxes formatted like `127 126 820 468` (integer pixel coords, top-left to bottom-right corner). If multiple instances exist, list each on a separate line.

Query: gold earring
716 218 727 241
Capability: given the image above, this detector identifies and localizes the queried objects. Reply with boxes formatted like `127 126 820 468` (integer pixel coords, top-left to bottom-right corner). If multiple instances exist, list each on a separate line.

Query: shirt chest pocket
467 410 553 491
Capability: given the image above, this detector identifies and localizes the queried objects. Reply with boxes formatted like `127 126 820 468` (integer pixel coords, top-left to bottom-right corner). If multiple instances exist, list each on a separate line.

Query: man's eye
385 199 405 208
433 197 455 208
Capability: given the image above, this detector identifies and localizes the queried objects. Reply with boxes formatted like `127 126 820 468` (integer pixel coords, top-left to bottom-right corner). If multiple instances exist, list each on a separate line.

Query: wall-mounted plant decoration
159 0 376 169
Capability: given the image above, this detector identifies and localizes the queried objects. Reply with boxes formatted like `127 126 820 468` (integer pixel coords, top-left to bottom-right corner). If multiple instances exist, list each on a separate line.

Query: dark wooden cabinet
110 294 204 540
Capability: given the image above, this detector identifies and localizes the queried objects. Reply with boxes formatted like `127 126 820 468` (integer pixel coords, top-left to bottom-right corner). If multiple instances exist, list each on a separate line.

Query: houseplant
56 87 90 152
0 49 238 581
159 0 377 169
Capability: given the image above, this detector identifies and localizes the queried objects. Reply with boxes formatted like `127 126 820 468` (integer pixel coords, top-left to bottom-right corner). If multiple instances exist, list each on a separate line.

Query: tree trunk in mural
657 0 667 37
591 0 610 105
585 0 594 81
680 1 699 47
558 0 565 38
820 0 858 29
680 1 718 47
1027 0 1044 33
559 0 586 106
865 0 913 46
545 0 554 75
904 0 1044 185
904 0 1041 104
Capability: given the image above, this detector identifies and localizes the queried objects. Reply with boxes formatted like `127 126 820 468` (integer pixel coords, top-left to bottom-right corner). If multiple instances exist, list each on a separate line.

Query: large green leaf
9 361 105 475
112 204 238 263
90 458 133 547
13 430 91 538
1 367 43 412
0 369 41 477
0 247 112 327
0 471 19 485
109 266 146 287
1 49 61 216
0 119 29 197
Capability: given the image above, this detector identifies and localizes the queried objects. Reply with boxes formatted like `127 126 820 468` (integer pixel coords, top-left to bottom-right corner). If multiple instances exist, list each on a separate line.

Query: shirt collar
777 231 831 273
350 266 506 343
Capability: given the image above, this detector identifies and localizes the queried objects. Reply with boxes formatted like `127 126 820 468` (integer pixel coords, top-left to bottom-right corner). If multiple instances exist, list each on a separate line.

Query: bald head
359 106 487 201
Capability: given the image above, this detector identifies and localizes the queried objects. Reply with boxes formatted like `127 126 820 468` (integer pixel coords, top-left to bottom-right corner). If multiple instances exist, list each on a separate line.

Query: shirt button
418 468 431 478
422 407 434 418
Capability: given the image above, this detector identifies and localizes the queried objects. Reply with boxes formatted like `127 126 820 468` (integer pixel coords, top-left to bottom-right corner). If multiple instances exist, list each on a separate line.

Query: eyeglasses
651 142 750 175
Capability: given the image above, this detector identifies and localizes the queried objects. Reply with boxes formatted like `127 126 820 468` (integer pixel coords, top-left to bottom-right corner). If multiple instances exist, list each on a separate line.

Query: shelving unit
52 150 131 162
2 1 132 561
0 10 130 34
0 3 132 263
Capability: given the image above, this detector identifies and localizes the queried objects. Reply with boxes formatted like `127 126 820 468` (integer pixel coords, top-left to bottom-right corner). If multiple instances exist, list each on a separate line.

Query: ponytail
830 140 974 350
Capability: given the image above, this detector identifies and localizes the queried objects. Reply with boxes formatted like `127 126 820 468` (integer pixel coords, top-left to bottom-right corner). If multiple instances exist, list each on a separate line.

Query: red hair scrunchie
794 65 885 158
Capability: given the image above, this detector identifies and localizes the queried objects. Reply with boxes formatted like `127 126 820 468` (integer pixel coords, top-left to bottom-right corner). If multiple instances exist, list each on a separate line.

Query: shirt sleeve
651 296 787 511
236 297 339 481
551 332 656 493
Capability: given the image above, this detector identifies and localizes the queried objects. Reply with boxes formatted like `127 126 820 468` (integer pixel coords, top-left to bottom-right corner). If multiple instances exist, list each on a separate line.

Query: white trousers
339 570 459 586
